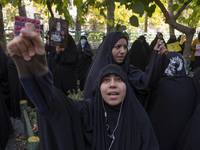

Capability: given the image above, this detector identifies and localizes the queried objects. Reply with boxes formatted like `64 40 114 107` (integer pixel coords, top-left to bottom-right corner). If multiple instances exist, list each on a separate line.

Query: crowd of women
1 22 200 150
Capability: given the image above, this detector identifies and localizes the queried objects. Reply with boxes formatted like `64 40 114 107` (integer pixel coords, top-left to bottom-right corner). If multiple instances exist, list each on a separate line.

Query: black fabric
37 86 85 150
45 43 56 62
129 39 148 71
167 35 177 44
84 32 129 99
176 67 200 150
76 37 93 90
0 45 13 150
47 47 56 74
53 34 78 95
146 52 197 150
84 32 169 106
150 33 166 54
7 58 21 118
138 35 151 64
194 56 200 70
7 58 34 117
37 64 159 150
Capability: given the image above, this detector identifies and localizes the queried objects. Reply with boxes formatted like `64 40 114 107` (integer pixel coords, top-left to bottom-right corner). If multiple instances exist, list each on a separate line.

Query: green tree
153 0 199 63
0 1 9 51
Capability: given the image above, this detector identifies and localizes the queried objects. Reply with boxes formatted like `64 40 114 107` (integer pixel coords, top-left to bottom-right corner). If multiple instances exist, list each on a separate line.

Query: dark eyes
114 45 127 49
102 77 122 82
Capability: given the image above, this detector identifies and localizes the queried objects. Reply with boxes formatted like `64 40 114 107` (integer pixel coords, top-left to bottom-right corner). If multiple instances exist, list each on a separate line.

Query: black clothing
146 52 196 150
129 39 148 71
7 58 33 117
53 34 78 95
45 43 56 61
138 35 151 64
150 33 166 54
47 47 56 73
0 45 13 150
21 64 159 150
77 38 93 90
176 67 200 150
167 35 177 44
7 58 21 118
84 32 169 105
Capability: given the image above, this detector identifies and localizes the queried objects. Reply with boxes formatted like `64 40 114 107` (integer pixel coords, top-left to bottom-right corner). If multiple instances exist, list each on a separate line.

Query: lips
108 92 119 95
117 56 125 61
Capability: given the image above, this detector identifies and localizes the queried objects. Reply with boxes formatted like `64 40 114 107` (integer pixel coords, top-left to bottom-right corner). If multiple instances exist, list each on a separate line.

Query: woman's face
112 38 128 64
100 74 126 106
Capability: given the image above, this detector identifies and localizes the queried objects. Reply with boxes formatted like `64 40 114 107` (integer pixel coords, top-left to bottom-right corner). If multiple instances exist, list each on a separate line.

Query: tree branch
154 0 171 20
47 1 54 18
174 0 192 20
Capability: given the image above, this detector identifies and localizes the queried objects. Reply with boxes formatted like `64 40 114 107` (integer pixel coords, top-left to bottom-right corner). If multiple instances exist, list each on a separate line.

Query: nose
109 79 117 88
120 46 126 54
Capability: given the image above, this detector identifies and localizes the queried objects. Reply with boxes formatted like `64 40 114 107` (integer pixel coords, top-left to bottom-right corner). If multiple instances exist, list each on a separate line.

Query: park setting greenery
1 0 200 62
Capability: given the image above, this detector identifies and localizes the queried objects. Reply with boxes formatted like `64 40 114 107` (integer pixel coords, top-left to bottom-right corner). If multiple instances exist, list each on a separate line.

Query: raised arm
7 22 53 114
128 39 169 94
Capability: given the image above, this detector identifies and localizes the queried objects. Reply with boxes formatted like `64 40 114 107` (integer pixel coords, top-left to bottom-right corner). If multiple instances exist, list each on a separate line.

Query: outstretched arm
7 22 53 114
8 22 47 77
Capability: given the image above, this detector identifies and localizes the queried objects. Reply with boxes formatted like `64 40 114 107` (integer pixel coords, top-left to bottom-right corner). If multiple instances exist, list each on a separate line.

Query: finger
19 33 36 57
159 47 168 55
20 22 45 55
7 40 22 57
13 36 33 61
154 39 162 50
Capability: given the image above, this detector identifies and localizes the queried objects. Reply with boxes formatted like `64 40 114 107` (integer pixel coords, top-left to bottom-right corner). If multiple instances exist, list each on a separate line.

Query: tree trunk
168 0 174 35
144 12 148 33
76 10 81 31
107 1 115 34
166 20 195 63
76 9 81 43
0 4 6 52
47 1 54 18
154 0 194 63
18 0 27 17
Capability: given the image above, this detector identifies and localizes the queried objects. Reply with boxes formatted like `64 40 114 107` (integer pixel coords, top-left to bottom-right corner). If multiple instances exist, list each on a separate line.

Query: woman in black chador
138 35 151 64
176 67 200 150
53 34 78 95
0 45 13 150
146 52 197 150
83 32 169 106
150 32 166 54
7 23 162 149
128 39 148 71
76 36 93 91
167 35 177 44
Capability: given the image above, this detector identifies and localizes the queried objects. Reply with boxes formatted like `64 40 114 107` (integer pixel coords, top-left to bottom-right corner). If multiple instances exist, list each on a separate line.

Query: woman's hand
7 22 45 61
7 22 47 77
154 39 168 55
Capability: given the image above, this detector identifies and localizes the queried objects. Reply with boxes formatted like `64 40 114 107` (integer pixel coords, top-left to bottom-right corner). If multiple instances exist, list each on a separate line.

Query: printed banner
195 44 200 56
14 16 40 37
167 41 182 52
49 17 69 48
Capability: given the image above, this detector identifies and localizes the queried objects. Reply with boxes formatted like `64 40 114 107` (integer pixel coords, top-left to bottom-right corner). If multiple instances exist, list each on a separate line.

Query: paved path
5 118 27 150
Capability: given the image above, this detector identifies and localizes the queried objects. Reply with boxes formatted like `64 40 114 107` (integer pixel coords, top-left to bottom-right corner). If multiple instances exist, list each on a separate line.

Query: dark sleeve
83 44 93 57
20 70 53 114
128 50 169 94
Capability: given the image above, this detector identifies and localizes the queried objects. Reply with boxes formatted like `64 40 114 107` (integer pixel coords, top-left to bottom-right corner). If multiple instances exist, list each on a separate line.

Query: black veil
84 32 130 99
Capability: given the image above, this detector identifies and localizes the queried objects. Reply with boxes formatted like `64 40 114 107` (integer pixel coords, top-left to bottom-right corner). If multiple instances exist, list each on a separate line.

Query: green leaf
63 0 68 7
131 2 144 16
172 4 179 11
129 15 139 27
145 4 156 17
197 0 200 5
179 0 184 4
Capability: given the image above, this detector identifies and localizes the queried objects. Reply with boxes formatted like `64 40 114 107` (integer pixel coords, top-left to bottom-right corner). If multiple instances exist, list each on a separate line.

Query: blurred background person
76 36 93 92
